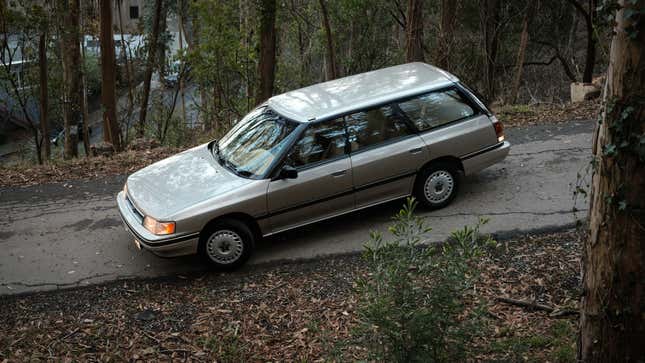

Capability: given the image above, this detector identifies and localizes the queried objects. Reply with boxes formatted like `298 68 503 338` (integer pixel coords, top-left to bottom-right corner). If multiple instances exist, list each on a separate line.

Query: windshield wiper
234 168 253 177
214 144 243 175
211 141 254 178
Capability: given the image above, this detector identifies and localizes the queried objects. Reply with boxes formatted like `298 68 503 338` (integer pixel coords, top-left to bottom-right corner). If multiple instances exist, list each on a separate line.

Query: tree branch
496 296 555 312
495 296 579 317
391 0 406 27
388 8 405 29
530 39 578 82
523 55 557 67
565 0 589 21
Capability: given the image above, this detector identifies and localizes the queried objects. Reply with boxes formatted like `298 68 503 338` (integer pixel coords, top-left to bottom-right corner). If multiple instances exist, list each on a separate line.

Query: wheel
198 219 254 270
414 162 460 209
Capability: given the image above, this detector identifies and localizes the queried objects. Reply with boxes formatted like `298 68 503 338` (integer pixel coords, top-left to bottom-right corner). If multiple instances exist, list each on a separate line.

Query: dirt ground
0 230 582 362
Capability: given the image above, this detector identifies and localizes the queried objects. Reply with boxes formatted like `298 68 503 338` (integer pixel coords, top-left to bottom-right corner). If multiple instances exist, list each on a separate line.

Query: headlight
123 183 128 195
143 216 176 235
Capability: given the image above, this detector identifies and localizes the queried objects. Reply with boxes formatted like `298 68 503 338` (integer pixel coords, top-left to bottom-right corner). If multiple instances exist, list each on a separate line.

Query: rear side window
397 88 476 131
345 105 411 152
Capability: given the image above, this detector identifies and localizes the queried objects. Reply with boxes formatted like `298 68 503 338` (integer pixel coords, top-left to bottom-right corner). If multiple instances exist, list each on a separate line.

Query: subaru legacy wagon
117 62 510 269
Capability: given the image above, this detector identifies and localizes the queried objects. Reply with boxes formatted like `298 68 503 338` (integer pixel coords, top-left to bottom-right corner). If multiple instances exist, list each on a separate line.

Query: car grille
125 195 144 224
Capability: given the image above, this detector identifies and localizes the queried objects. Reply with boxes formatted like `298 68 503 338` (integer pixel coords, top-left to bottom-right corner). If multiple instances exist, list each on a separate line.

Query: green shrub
354 198 492 362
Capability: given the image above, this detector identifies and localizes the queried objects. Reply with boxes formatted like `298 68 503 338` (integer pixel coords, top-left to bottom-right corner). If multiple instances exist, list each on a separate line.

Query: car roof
268 62 459 122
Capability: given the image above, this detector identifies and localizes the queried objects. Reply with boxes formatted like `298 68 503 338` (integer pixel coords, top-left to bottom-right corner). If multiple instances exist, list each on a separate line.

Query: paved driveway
0 120 593 295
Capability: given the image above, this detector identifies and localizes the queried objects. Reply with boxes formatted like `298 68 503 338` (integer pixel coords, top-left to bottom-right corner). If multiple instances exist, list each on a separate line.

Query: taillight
491 116 504 143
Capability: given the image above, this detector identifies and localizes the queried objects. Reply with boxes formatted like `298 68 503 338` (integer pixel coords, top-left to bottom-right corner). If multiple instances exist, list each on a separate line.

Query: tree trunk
1 0 6 64
566 7 579 58
38 31 50 162
178 6 187 126
481 0 501 101
138 0 163 137
566 0 597 83
193 7 210 131
80 15 91 157
405 0 424 62
240 0 253 112
58 0 82 159
510 11 529 104
319 0 337 80
157 2 168 78
99 0 122 151
117 0 135 143
582 1 596 84
579 1 645 361
436 0 457 69
256 0 277 104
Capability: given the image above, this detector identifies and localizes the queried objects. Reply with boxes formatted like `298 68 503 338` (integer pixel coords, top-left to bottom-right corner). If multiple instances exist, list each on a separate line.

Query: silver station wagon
117 62 510 269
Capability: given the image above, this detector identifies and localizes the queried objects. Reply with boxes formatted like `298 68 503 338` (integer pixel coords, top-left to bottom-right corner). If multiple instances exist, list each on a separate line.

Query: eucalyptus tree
580 0 645 360
138 0 163 137
56 0 82 158
256 0 277 104
405 0 424 62
99 0 122 151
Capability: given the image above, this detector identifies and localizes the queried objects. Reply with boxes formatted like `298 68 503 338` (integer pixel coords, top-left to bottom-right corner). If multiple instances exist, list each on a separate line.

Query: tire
414 162 460 210
198 219 255 270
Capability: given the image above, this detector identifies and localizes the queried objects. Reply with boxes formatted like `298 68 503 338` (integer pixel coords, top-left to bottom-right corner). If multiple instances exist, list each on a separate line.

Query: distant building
113 0 144 34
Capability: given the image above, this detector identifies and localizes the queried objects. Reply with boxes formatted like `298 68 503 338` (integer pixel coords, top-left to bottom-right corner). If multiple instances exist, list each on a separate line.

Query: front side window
345 105 411 152
285 118 347 168
217 107 298 178
397 88 476 131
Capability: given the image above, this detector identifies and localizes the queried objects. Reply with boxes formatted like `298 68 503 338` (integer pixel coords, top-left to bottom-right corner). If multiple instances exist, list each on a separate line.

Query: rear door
346 104 428 208
266 117 353 234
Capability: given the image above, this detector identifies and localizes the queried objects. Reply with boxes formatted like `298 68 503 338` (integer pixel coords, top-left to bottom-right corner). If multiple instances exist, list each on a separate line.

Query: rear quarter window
397 88 477 131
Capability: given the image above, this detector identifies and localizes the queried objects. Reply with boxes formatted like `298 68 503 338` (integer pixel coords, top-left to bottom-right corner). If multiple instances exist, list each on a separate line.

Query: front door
266 117 353 234
345 104 428 208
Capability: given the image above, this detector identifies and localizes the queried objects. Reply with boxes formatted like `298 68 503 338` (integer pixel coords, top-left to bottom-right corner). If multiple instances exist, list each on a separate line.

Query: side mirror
279 165 298 179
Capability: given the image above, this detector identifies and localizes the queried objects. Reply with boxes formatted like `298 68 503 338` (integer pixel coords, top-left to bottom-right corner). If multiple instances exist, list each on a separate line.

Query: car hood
126 143 252 219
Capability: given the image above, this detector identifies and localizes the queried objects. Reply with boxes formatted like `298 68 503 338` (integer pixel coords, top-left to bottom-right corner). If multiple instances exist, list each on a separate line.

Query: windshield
216 106 299 178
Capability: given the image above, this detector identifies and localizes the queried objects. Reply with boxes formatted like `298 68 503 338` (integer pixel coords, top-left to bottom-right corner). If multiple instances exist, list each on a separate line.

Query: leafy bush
83 55 102 99
354 198 493 362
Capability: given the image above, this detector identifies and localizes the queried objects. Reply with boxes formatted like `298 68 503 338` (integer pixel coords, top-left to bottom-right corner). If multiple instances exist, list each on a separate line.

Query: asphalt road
0 120 594 295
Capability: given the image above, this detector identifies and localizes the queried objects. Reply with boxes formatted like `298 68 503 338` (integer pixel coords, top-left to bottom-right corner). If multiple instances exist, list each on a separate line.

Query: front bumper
116 191 199 257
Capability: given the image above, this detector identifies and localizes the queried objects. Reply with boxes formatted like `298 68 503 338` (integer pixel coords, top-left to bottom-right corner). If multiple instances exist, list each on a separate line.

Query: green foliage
598 0 645 39
83 54 101 98
184 0 253 119
354 198 492 362
146 92 189 147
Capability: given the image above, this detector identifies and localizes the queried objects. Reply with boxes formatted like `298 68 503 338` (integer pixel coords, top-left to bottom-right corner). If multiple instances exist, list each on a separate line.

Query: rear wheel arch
417 156 464 176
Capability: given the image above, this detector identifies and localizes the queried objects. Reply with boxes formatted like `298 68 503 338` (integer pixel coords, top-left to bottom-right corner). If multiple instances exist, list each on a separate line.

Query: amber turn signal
143 216 176 235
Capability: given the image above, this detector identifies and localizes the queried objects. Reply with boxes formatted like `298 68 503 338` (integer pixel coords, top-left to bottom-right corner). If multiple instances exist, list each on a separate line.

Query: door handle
409 147 423 154
331 170 347 177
